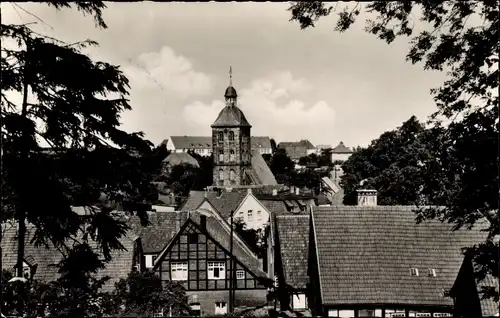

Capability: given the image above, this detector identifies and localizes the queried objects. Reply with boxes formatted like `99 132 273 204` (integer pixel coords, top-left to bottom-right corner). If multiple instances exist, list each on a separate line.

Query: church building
211 68 277 187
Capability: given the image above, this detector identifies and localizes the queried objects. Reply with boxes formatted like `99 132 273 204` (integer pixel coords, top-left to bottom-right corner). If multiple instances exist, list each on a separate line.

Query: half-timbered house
152 210 272 316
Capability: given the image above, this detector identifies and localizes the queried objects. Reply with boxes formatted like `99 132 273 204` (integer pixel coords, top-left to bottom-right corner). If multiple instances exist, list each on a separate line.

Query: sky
1 2 446 148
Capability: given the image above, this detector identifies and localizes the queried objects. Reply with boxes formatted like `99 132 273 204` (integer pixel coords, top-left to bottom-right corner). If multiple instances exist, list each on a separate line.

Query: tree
289 1 499 299
269 148 294 183
113 270 190 317
340 116 439 205
318 148 333 167
1 2 157 300
270 138 278 154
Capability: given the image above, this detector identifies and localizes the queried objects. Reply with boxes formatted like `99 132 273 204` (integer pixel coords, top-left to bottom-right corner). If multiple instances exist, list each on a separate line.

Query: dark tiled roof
277 144 308 160
126 212 186 254
312 206 488 307
162 152 199 168
276 215 310 289
250 136 272 149
209 192 247 220
260 200 287 216
169 136 272 150
246 149 277 185
211 105 251 128
331 141 352 154
180 190 219 212
1 222 138 292
170 136 212 149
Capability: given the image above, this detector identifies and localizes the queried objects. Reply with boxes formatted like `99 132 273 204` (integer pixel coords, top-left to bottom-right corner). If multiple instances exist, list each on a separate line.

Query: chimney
356 189 377 206
247 188 252 194
200 215 207 232
272 189 278 196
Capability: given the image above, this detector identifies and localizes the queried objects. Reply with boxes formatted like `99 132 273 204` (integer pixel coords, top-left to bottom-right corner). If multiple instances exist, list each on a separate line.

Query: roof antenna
229 66 233 86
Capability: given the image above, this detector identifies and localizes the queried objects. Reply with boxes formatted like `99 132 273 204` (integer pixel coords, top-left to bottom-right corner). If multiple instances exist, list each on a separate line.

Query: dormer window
428 268 436 277
229 131 234 141
410 268 419 276
218 131 224 142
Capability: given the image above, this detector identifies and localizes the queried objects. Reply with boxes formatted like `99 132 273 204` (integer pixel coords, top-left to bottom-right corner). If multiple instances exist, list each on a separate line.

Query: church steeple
224 66 237 107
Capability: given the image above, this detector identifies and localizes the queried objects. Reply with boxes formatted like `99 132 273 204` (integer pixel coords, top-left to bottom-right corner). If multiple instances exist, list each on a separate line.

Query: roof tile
312 205 488 307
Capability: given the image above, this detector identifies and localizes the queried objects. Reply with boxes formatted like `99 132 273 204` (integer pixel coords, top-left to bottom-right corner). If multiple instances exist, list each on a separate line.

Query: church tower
211 67 252 187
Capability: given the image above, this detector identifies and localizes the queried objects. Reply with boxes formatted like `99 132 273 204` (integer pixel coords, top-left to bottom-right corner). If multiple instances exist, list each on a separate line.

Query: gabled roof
1 222 139 292
250 136 272 149
153 211 268 280
211 105 251 128
180 190 219 212
162 152 200 168
169 136 212 149
331 141 352 154
275 215 310 290
312 205 488 307
277 144 308 160
209 191 247 220
245 149 278 186
126 211 185 254
278 140 315 150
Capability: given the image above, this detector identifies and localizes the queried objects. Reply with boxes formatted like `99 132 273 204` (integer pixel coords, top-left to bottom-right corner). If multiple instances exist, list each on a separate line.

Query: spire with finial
224 66 237 103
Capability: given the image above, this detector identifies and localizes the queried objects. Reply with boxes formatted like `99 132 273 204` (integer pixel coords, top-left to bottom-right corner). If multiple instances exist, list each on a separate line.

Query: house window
410 267 419 276
229 150 235 162
229 131 234 141
218 131 224 142
428 268 436 277
256 210 262 221
292 293 307 310
248 210 253 221
229 169 236 181
208 261 225 280
327 310 355 317
236 270 245 280
190 303 201 316
214 302 227 315
218 169 224 181
171 262 188 281
219 150 224 162
188 233 198 244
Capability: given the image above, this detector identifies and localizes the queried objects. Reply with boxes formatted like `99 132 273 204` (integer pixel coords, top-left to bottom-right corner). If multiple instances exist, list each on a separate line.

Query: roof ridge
276 214 309 219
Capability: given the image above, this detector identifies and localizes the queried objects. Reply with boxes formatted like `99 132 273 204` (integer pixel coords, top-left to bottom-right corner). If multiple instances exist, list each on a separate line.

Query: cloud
182 72 335 143
122 46 213 98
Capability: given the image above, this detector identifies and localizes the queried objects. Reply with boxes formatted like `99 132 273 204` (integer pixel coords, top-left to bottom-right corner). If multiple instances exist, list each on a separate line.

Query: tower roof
224 85 237 98
211 105 251 128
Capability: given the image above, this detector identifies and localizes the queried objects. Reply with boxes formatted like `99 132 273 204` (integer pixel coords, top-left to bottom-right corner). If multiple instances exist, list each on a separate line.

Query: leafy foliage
289 0 499 299
233 218 268 259
113 270 190 317
1 5 158 295
341 116 439 205
268 148 295 184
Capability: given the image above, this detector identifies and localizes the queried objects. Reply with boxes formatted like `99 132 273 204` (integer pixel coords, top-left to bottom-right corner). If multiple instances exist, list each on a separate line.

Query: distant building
278 140 316 161
162 152 200 174
331 141 352 162
210 73 277 187
315 144 332 155
164 136 272 156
